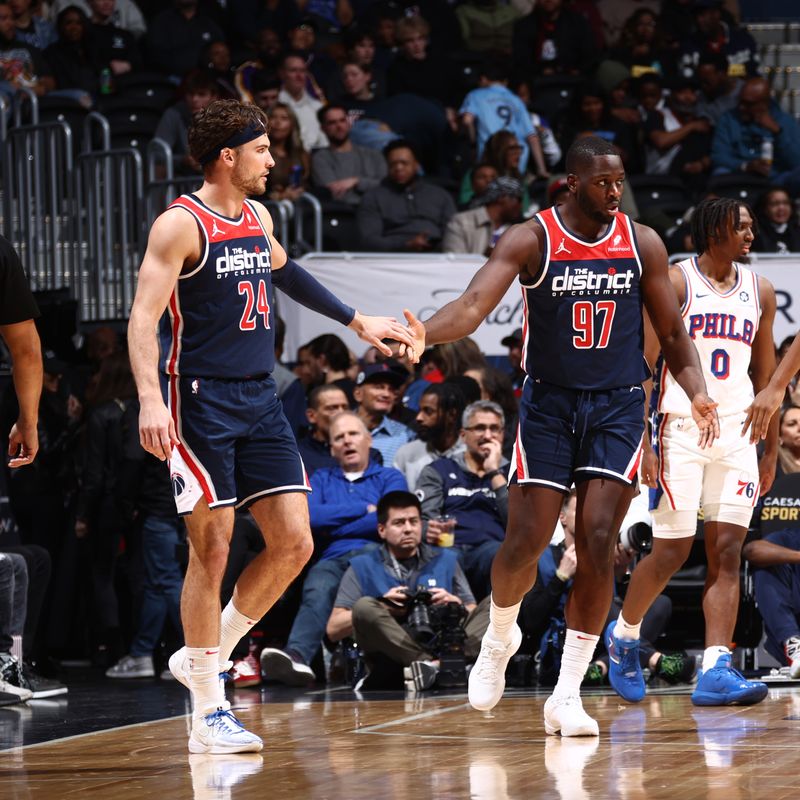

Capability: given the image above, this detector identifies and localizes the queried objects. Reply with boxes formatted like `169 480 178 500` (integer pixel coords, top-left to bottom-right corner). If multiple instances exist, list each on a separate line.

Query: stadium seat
530 75 582 125
629 175 687 213
707 174 771 204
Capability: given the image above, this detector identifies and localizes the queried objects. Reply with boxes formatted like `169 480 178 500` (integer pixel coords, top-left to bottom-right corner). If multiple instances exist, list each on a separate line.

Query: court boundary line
355 701 470 734
5 711 196 752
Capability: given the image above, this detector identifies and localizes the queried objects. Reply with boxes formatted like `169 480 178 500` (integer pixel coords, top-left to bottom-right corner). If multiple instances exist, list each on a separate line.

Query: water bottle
100 68 112 95
760 137 773 166
289 164 302 188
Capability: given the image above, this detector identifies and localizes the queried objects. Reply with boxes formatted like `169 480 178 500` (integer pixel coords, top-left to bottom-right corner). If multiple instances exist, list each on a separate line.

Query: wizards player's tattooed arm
403 220 544 354
129 207 199 462
636 226 719 448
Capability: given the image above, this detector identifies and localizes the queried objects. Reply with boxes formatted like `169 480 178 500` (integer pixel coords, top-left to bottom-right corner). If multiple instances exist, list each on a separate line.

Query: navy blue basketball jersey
521 206 649 390
158 194 275 379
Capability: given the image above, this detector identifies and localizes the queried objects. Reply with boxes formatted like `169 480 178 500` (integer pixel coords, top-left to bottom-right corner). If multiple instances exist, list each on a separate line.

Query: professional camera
619 521 653 554
404 588 436 650
402 586 469 687
430 601 468 688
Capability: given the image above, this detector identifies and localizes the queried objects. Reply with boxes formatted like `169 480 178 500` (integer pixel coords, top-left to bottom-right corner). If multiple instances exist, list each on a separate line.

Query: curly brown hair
188 99 269 166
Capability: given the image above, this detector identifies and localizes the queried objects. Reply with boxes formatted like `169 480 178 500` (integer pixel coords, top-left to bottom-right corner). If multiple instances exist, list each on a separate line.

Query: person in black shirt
44 5 99 98
0 235 42 468
296 384 350 476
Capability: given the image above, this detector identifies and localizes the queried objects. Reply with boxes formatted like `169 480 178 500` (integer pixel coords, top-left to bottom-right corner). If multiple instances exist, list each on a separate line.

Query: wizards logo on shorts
171 472 186 497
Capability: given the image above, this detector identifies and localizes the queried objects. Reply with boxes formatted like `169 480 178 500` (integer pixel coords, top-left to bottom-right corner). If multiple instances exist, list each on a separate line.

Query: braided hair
691 197 757 256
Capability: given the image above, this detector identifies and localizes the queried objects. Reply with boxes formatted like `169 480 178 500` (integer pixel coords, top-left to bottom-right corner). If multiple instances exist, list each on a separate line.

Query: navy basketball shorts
510 378 646 492
164 373 310 516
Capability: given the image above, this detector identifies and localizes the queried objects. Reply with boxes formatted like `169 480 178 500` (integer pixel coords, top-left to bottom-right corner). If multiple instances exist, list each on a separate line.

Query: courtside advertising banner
279 252 800 359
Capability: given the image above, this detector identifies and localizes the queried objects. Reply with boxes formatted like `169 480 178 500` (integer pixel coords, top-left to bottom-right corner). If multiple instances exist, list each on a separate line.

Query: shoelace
206 709 245 734
475 641 509 681
616 642 639 677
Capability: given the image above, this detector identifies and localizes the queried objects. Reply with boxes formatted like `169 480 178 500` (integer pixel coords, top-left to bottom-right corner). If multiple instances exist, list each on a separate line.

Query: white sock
186 646 225 716
487 595 521 642
702 645 730 673
10 635 22 661
553 629 599 698
219 600 257 664
613 613 641 642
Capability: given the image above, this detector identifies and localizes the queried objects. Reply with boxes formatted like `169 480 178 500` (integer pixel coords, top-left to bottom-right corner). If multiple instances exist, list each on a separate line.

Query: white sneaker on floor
188 708 263 754
543 693 599 737
468 624 523 712
106 654 155 679
786 636 800 678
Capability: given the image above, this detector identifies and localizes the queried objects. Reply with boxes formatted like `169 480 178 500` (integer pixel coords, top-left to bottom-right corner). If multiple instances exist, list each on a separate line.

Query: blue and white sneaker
604 620 645 703
691 653 768 706
189 708 264 754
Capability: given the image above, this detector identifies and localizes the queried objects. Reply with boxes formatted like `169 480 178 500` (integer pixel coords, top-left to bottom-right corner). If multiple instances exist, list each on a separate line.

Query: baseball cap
481 177 524 205
501 328 523 347
356 363 407 388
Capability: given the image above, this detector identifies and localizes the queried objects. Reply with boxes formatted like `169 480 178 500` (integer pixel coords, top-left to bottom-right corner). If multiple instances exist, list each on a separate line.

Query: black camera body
403 586 468 688
619 521 653 554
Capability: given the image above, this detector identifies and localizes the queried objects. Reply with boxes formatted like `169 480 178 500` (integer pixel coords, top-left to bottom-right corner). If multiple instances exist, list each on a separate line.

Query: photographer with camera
520 488 694 687
326 490 490 692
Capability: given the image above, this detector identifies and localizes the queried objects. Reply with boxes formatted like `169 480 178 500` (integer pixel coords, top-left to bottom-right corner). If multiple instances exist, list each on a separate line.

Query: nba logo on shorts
171 472 186 497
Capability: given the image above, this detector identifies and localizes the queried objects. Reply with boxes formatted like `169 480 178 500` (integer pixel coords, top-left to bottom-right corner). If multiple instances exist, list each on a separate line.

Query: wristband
555 569 569 583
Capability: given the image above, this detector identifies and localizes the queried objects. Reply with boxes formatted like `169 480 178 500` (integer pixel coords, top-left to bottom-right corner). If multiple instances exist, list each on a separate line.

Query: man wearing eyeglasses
416 400 508 601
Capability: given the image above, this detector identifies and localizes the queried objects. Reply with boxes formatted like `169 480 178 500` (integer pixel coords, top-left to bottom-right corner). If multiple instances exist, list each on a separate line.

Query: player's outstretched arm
744 326 800 444
128 209 190 461
261 207 414 357
638 225 719 447
747 276 779 494
403 224 536 360
0 319 42 467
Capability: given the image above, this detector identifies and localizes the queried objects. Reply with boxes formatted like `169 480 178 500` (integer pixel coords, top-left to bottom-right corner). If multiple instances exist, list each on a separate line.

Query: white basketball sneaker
468 624 523 712
189 708 264 754
543 693 599 737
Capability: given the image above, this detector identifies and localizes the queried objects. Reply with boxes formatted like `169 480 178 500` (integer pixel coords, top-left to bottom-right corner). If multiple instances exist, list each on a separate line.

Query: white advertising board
279 252 800 360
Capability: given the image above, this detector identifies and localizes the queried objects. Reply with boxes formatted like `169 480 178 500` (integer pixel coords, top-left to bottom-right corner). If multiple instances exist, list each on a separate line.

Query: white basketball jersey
657 258 761 417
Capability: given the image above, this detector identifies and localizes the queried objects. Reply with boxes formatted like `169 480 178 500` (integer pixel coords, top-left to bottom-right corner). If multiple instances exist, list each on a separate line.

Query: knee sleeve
651 509 697 540
702 502 753 529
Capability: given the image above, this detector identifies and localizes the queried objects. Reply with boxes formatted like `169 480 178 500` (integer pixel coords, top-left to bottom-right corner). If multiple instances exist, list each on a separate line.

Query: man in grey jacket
311 105 387 207
443 177 523 255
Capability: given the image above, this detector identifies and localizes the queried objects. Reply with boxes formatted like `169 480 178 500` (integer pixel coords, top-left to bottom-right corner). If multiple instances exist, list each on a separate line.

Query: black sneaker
656 652 697 685
403 660 438 691
0 654 32 701
259 648 315 686
19 662 68 698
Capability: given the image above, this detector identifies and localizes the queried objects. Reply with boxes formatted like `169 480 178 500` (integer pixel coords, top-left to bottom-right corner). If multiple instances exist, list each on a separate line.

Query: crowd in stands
2 0 800 251
3 309 800 697
3 0 800 699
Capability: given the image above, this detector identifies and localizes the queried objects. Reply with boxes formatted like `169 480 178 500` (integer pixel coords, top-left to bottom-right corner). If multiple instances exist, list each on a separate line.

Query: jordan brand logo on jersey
555 238 571 255
211 220 226 237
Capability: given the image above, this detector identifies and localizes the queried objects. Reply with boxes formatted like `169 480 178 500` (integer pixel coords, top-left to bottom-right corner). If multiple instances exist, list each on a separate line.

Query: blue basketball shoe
604 621 645 703
691 653 768 706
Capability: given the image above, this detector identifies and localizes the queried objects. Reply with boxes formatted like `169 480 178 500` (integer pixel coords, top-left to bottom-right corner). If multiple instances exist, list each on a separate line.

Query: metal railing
1 112 328 320
2 120 75 293
75 148 144 320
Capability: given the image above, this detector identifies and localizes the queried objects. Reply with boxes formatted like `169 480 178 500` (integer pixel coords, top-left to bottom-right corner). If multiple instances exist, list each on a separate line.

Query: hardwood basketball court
2 679 799 799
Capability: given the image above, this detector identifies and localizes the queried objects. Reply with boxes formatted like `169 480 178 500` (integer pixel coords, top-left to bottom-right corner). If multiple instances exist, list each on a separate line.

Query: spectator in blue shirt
260 411 407 685
459 59 549 179
711 77 800 182
354 363 414 468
